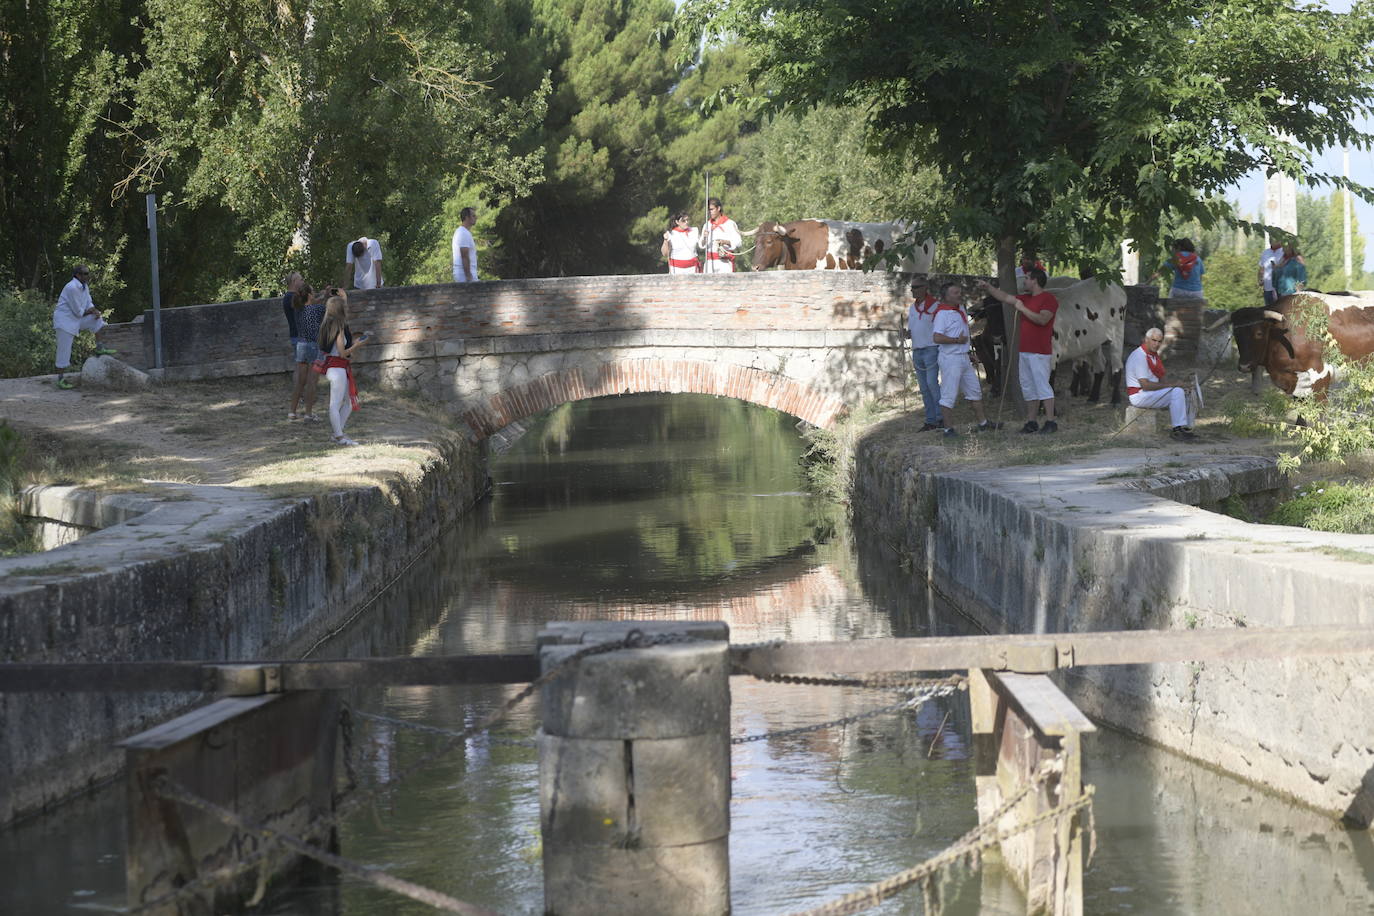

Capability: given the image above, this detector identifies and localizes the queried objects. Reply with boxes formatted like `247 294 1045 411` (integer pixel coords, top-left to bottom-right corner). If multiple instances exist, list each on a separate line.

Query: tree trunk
996 235 1026 417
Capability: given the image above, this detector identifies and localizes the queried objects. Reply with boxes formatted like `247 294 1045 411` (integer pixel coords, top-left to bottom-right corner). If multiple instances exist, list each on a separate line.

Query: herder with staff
700 197 742 273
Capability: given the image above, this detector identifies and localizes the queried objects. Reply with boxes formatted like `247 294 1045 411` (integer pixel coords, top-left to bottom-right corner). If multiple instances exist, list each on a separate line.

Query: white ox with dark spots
1046 277 1127 403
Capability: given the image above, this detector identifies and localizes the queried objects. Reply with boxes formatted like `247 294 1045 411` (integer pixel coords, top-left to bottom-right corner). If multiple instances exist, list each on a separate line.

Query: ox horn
1203 314 1231 331
1262 309 1285 323
739 227 759 237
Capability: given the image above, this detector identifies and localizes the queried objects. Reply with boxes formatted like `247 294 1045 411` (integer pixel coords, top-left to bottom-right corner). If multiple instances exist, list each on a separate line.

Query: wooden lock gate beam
3 625 1374 694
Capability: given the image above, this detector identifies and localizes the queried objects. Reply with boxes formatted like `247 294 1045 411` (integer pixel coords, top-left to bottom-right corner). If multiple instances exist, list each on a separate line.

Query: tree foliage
679 0 1374 286
1297 190 1370 291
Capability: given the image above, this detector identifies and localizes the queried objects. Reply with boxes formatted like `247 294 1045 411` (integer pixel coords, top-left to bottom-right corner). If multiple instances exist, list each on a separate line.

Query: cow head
1230 308 1294 372
751 221 791 271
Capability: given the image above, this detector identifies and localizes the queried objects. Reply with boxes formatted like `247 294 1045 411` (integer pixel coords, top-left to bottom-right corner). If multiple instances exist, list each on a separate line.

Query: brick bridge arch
458 358 844 442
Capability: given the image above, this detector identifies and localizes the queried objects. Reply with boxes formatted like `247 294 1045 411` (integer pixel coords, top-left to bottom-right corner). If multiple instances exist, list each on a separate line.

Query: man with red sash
1125 328 1198 441
932 281 1001 437
661 212 701 274
700 198 743 273
979 268 1059 434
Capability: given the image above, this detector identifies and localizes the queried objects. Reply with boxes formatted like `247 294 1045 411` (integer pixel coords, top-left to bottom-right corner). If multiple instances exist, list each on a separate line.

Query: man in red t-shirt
978 268 1060 433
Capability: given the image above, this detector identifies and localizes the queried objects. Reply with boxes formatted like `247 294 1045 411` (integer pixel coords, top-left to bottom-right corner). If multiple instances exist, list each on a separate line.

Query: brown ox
1226 293 1374 398
750 220 838 270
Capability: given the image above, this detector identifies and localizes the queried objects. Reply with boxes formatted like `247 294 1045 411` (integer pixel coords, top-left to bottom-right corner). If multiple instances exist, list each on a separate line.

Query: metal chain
731 684 960 745
785 755 1095 916
153 777 499 916
744 672 967 690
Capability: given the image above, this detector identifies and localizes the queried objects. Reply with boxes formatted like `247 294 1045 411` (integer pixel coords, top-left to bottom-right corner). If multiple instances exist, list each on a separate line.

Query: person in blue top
1273 241 1308 298
1156 237 1205 299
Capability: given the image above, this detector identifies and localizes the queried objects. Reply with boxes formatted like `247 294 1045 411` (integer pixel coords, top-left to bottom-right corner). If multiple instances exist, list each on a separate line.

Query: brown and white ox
1047 277 1127 404
749 219 934 273
1224 293 1374 398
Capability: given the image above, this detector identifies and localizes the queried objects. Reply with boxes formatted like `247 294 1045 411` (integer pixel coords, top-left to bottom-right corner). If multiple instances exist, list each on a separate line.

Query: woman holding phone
316 290 369 446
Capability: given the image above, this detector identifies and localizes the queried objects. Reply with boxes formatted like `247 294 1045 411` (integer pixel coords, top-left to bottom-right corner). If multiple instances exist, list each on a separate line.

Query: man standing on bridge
933 281 1001 437
907 278 943 431
978 268 1059 434
345 236 383 290
452 207 479 283
700 198 742 273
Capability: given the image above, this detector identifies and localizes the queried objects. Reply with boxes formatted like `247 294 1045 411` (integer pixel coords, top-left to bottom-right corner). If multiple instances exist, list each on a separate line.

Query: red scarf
935 303 967 324
1173 252 1198 278
913 294 939 317
323 355 360 411
1128 347 1165 395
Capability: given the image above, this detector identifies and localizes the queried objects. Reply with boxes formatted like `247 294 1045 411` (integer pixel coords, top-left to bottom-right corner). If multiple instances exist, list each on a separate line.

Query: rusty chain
784 754 1096 916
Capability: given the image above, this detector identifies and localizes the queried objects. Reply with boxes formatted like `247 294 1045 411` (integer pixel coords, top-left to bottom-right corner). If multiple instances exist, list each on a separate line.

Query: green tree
680 0 1374 290
124 0 544 302
485 0 684 278
1296 190 1368 291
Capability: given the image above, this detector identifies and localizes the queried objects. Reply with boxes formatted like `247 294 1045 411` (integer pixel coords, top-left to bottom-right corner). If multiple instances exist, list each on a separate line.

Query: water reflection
1 393 1371 914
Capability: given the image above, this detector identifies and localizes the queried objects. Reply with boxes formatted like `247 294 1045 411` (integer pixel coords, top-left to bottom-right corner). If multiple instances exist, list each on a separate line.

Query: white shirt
907 296 939 349
346 237 383 289
1124 345 1161 391
700 217 742 258
665 226 700 263
1259 245 1283 292
932 306 971 355
53 277 93 334
452 225 478 282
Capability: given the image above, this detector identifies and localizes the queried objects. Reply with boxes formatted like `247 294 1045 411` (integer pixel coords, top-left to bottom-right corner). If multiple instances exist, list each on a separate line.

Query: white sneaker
333 435 359 446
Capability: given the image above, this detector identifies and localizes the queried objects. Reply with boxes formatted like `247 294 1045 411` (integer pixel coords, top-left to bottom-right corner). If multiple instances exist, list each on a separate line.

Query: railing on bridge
5 623 1374 915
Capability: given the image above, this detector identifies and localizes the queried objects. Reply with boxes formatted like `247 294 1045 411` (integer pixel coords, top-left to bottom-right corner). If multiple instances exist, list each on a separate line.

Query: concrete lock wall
0 437 486 826
853 447 1374 826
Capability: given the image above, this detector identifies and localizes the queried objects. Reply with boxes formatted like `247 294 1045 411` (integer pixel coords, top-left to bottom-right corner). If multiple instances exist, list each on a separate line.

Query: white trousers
54 314 107 369
1129 388 1191 428
702 258 734 273
938 352 982 408
326 366 353 437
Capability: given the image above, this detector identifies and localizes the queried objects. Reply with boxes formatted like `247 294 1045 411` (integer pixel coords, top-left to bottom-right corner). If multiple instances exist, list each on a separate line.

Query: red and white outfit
322 329 361 442
665 225 701 274
700 215 742 273
1125 345 1192 428
933 304 982 408
1015 291 1058 402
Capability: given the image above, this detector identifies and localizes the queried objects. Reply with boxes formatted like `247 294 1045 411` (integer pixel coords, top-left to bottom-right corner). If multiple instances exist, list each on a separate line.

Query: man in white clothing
52 265 116 389
699 198 743 273
931 281 1001 436
1125 328 1198 442
1258 240 1283 307
452 207 479 282
345 236 383 289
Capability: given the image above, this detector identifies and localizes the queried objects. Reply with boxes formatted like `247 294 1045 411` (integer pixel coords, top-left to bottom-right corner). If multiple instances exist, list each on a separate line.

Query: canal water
2 393 1372 915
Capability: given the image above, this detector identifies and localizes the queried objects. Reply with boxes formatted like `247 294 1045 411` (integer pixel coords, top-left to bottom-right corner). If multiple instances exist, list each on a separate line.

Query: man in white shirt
906 278 943 431
52 265 117 389
1125 327 1198 441
452 207 479 283
1258 240 1284 307
699 198 743 273
345 236 383 289
931 281 1001 436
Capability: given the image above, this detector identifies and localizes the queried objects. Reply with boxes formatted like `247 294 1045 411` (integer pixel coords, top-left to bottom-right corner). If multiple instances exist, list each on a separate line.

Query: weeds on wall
799 400 888 505
0 422 37 556
1267 481 1374 535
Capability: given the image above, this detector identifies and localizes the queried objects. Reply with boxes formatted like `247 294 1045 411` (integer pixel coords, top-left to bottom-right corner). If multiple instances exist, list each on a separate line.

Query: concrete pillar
538 621 731 916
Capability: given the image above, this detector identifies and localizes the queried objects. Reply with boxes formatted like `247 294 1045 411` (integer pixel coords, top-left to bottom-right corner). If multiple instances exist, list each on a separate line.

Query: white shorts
1018 353 1054 401
938 352 982 408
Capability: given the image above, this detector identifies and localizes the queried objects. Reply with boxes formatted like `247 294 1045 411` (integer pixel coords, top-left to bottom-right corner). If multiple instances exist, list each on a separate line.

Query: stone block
538 732 729 846
1121 404 1161 432
542 837 729 916
80 356 154 390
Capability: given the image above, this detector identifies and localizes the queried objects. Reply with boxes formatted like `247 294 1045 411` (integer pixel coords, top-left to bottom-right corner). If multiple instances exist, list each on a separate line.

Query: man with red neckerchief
700 197 742 273
1125 327 1197 442
932 281 1001 437
978 268 1059 434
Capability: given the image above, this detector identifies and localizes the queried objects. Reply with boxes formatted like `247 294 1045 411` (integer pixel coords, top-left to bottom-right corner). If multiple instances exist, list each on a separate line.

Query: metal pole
146 193 164 370
1344 148 1353 288
703 171 712 273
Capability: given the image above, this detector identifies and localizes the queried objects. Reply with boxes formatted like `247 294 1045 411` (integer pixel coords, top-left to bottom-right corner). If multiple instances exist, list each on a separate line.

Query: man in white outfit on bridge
661 212 700 274
452 207 479 283
699 198 742 273
1125 327 1198 442
52 264 116 390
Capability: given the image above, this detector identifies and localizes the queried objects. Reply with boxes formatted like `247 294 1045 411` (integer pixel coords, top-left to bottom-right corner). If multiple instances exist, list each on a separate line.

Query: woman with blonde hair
317 290 369 446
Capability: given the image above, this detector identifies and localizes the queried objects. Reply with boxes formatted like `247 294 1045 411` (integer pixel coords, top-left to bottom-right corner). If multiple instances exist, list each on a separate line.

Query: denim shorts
293 339 319 363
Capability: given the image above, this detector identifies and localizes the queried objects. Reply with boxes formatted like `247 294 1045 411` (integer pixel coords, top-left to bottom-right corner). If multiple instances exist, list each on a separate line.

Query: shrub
1267 481 1374 535
0 287 97 379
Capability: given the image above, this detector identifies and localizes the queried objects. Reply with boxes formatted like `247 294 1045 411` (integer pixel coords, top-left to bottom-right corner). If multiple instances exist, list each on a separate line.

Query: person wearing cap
906 278 943 431
1125 327 1198 441
52 264 117 390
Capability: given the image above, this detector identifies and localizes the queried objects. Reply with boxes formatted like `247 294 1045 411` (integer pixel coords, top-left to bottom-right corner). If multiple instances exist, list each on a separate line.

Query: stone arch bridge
105 272 919 439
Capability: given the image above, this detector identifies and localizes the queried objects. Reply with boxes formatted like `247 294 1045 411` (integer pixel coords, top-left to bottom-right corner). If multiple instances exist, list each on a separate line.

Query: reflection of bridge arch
457 359 844 441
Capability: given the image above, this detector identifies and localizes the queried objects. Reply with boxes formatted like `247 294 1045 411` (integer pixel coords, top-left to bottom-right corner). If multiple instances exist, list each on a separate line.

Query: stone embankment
854 444 1374 826
0 437 485 826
